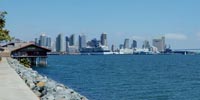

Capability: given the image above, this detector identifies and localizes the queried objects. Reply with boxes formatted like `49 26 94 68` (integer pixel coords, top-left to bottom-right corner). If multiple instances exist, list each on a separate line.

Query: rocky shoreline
7 58 88 100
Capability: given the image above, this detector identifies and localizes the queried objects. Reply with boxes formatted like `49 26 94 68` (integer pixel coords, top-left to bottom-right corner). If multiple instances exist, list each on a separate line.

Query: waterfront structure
124 38 129 49
100 33 107 46
79 34 87 49
56 33 66 52
69 34 75 46
131 40 137 48
142 40 151 50
3 42 51 66
152 36 165 52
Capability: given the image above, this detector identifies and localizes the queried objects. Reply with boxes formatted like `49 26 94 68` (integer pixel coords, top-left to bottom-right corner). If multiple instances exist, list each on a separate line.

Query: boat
80 46 112 55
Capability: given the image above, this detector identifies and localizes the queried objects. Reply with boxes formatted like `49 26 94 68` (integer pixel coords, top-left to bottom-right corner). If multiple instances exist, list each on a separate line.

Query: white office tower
79 34 87 49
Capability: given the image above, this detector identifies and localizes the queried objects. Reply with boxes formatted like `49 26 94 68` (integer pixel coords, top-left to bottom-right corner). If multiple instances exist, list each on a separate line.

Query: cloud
164 33 187 40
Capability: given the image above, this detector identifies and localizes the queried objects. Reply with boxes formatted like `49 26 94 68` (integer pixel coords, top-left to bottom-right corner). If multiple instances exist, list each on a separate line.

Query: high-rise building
152 36 165 52
56 33 66 52
124 38 129 49
131 40 137 48
65 36 69 52
69 34 75 46
46 37 51 49
39 34 46 47
142 40 151 49
51 41 56 52
100 33 107 46
79 34 87 49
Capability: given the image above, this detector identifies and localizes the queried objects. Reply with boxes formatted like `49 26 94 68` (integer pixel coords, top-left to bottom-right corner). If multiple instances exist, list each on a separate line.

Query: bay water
33 55 200 100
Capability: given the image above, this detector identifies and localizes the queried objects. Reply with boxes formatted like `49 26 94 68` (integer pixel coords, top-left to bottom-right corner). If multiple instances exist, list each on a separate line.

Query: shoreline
7 57 88 100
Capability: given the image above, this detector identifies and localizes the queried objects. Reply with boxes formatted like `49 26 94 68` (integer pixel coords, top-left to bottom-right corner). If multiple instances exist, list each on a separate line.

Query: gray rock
41 94 55 100
7 58 88 100
27 80 35 89
33 90 42 97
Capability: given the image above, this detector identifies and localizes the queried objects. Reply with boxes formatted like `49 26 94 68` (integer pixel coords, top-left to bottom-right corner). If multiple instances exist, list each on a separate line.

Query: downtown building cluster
35 33 110 54
117 36 167 54
35 33 168 55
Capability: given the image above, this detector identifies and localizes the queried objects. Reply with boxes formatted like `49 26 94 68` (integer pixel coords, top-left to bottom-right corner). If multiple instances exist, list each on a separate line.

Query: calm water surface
33 55 200 100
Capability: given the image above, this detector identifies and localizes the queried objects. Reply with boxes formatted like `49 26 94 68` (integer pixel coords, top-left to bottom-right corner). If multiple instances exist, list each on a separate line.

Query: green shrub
20 58 31 68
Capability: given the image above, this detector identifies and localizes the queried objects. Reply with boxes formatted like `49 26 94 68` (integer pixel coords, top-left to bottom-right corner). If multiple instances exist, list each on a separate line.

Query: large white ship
80 46 113 55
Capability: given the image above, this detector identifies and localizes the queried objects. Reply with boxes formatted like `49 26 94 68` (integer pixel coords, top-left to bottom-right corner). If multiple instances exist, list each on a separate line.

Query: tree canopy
0 11 11 41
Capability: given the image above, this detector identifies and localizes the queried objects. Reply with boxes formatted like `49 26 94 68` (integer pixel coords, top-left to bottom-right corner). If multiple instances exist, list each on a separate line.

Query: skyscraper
152 36 165 52
46 37 51 49
65 36 69 52
39 34 46 47
131 40 137 48
69 34 75 46
100 33 107 46
79 34 87 49
56 33 66 52
124 38 129 49
51 40 56 52
142 40 151 49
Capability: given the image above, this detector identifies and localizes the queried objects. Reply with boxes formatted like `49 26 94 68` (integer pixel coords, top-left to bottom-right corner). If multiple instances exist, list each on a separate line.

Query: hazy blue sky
1 0 200 49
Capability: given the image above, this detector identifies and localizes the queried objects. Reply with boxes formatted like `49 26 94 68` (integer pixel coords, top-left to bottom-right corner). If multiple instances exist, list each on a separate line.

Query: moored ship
80 46 112 55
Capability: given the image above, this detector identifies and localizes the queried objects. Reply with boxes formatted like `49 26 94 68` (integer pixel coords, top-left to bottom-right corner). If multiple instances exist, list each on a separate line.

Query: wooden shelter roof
11 43 51 52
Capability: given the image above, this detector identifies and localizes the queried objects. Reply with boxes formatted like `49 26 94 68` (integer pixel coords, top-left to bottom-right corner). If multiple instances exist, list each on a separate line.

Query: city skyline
1 0 200 49
34 33 168 50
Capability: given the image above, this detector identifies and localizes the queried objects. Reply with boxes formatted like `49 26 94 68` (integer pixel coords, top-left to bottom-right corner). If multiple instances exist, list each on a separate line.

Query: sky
1 0 200 49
